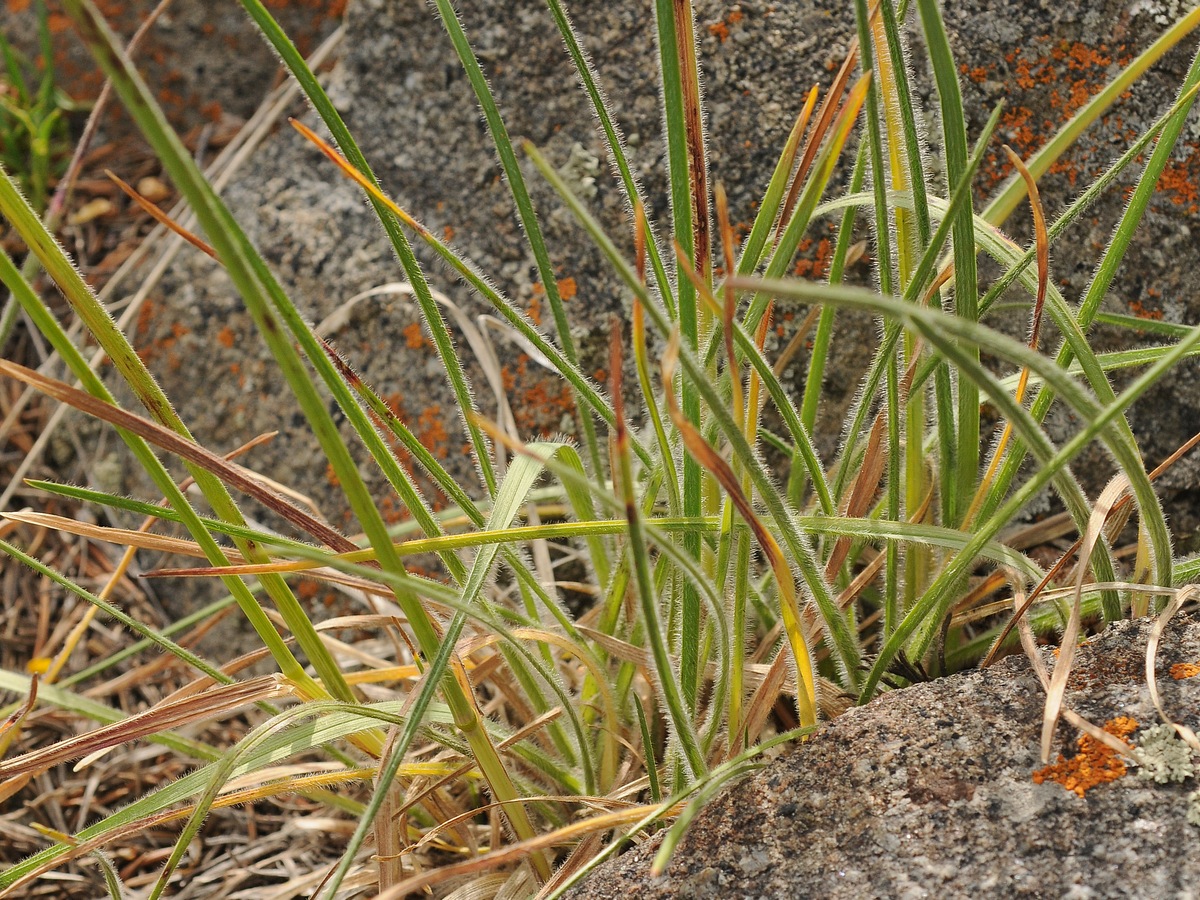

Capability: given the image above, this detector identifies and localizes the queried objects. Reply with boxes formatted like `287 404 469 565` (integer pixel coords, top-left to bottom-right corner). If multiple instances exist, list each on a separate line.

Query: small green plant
0 0 78 214
3 0 1200 896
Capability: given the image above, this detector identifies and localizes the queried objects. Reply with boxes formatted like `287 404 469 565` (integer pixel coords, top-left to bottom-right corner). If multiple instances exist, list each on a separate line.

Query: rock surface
85 2 1200 566
575 612 1200 899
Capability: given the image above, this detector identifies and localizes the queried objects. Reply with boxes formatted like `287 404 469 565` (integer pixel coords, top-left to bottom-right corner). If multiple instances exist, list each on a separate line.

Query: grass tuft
3 0 1200 894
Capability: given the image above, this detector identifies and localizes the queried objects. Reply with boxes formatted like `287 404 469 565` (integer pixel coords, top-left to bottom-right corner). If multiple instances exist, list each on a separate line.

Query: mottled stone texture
576 613 1200 899
106 0 1200 545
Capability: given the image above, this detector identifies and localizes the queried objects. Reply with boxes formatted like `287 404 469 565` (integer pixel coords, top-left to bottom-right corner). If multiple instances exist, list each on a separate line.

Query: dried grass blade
1145 585 1200 751
0 359 359 554
105 169 216 259
0 673 38 738
739 648 790 753
776 46 857 236
375 802 681 900
0 675 288 780
984 427 1200 667
825 411 886 580
1 510 232 561
1041 475 1131 762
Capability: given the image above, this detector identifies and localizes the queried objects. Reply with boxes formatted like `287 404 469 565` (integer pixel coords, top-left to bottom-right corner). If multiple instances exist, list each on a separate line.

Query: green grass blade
916 0 978 524
426 0 604 484
237 0 497 496
528 144 862 683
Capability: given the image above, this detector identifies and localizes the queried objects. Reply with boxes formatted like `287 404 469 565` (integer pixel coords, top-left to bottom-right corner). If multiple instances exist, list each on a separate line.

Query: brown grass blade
825 411 887 580
1 510 236 560
1041 476 1130 762
106 169 217 259
777 51 856 236
0 675 288 780
0 358 360 554
739 647 790 752
0 673 38 739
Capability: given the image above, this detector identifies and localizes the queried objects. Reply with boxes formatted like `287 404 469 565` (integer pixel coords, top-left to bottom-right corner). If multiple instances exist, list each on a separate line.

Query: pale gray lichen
1189 790 1200 828
558 142 601 200
1134 724 1197 784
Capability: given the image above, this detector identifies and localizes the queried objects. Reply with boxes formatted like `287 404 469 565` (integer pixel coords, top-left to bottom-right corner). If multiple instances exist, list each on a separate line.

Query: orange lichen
417 404 449 459
1128 296 1164 321
1170 662 1200 680
510 359 576 437
217 326 236 348
792 235 834 279
136 299 156 337
1032 716 1138 797
403 322 425 349
1156 157 1200 214
707 8 743 43
557 277 577 300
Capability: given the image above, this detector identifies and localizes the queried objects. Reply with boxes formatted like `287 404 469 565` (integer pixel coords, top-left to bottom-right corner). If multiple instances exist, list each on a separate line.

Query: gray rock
575 613 1200 898
108 0 1200 539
